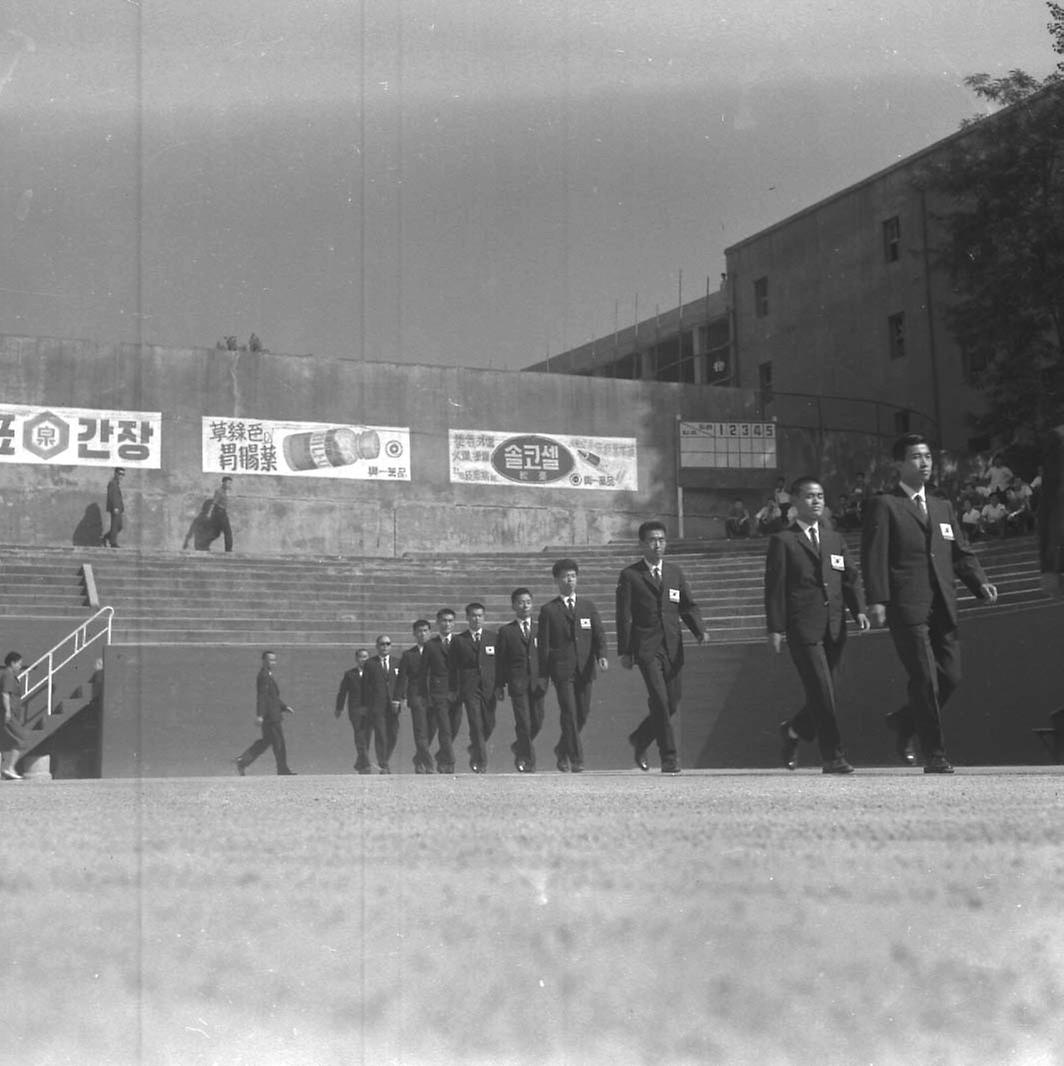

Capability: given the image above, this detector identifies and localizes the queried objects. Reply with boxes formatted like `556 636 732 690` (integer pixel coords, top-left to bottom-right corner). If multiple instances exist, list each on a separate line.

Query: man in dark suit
361 634 402 773
102 467 125 547
397 619 435 773
862 434 998 773
616 521 705 774
334 646 371 772
495 587 548 772
422 607 458 774
537 559 608 773
765 476 870 774
234 650 296 775
453 602 497 773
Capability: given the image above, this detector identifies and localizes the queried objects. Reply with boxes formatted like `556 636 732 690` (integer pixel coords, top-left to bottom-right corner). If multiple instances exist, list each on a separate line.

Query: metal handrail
18 606 114 718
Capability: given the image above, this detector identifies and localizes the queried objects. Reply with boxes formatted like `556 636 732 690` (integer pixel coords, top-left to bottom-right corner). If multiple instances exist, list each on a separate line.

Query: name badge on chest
939 522 955 541
579 616 591 629
830 553 845 571
485 644 495 655
668 587 680 603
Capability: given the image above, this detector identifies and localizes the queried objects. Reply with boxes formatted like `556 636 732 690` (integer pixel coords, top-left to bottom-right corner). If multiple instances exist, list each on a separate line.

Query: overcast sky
0 0 1057 371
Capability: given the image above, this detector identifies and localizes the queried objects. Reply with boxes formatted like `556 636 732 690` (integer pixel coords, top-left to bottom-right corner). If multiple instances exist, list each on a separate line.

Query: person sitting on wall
772 477 791 511
755 498 783 536
724 498 751 539
980 491 1008 539
836 492 861 532
960 497 983 541
1005 476 1034 535
986 453 1015 496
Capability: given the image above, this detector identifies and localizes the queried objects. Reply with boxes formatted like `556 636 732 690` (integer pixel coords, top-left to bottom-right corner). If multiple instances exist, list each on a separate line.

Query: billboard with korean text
449 430 637 490
0 403 161 468
202 417 411 480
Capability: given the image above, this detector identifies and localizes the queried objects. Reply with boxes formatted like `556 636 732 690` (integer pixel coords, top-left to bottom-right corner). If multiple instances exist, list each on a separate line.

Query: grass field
3 767 1063 1066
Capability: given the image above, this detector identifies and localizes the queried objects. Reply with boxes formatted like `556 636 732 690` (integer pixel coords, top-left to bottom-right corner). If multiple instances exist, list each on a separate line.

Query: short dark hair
789 475 823 496
510 587 531 604
892 433 931 462
221 476 233 484
436 607 456 621
412 618 431 632
638 520 667 541
261 650 275 661
465 601 485 615
552 558 579 577
114 467 125 475
4 651 22 666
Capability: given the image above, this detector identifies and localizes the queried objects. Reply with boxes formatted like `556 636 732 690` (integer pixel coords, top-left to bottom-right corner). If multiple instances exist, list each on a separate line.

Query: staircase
0 534 1048 649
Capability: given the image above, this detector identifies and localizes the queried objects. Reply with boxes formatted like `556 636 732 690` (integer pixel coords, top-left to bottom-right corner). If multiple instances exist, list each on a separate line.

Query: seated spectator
1005 477 1034 534
836 492 862 531
724 498 751 539
772 477 790 511
986 453 1014 495
850 471 868 514
755 498 784 536
980 491 1008 538
1031 465 1043 516
960 497 983 541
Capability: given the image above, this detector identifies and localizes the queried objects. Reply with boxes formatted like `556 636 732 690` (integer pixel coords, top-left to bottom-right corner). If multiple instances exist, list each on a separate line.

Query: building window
754 276 769 318
883 216 901 263
758 361 773 402
651 332 696 383
888 312 906 360
701 320 731 385
893 409 911 435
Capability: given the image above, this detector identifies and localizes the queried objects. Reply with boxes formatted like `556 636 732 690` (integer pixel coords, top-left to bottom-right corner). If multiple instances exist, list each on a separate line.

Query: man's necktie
916 493 928 519
383 656 389 672
651 566 661 584
522 621 530 639
566 597 574 612
809 525 819 551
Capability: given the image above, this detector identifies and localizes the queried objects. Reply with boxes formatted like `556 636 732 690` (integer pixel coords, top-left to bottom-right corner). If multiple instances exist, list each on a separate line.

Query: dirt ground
3 767 1063 1066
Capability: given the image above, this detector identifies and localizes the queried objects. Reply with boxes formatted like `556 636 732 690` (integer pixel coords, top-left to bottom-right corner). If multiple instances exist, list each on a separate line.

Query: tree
919 11 1064 444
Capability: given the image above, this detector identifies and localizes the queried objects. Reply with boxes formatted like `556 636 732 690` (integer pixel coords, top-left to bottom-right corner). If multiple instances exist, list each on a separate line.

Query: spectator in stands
1005 476 1034 534
334 647 371 772
755 498 784 536
980 491 1008 538
234 650 297 775
724 498 752 539
773 477 791 512
209 476 234 552
960 497 983 541
986 454 1014 495
851 471 868 516
836 492 862 532
398 621 435 773
102 467 125 548
539 559 608 773
1 651 26 780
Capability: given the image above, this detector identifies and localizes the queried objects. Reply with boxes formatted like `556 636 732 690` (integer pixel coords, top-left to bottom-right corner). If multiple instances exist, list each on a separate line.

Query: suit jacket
765 523 866 643
334 666 366 717
861 488 988 627
423 635 458 699
106 478 124 514
256 667 287 723
362 654 400 714
537 596 606 684
615 559 704 665
494 619 547 693
453 629 496 695
396 644 429 705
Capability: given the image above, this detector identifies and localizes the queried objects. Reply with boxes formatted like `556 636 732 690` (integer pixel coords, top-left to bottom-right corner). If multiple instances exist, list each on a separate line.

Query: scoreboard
679 421 777 469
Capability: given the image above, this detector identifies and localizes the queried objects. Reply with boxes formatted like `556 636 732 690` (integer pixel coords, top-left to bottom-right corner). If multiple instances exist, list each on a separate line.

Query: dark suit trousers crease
631 653 683 763
348 710 371 769
887 597 960 758
239 719 289 773
463 688 496 764
428 692 456 768
510 682 545 763
367 706 399 768
553 677 592 765
408 696 435 767
786 636 845 762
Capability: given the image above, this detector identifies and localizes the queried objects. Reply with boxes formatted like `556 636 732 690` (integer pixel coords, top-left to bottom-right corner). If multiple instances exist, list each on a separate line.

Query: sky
0 0 1058 372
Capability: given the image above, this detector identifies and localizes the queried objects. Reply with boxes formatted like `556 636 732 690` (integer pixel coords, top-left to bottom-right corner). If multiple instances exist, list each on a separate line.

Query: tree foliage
921 65 1064 444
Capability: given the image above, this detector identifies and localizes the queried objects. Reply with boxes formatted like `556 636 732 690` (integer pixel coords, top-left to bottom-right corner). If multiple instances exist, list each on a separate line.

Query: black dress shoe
924 755 955 774
233 758 246 777
278 769 297 775
556 756 570 773
379 765 390 774
822 757 855 774
661 763 681 775
778 722 799 771
885 711 917 765
570 763 584 773
629 736 650 772
438 763 455 774
414 763 425 774
515 758 529 773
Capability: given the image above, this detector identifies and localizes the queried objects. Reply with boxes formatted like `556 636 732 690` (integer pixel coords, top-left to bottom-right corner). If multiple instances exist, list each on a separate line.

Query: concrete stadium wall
0 334 767 556
98 602 1064 776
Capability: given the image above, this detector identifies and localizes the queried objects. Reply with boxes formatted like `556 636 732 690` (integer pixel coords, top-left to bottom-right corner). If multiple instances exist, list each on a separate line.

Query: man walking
1 651 26 781
362 635 401 773
423 608 458 773
397 620 435 773
495 588 548 773
765 477 869 774
616 521 705 774
102 467 125 547
537 560 608 773
453 602 497 773
334 647 371 772
862 433 998 773
209 475 234 552
234 650 297 775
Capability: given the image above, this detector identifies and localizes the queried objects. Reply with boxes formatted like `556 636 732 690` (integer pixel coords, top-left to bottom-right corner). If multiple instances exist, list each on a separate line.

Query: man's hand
856 613 871 632
389 700 401 715
695 633 707 646
620 654 634 670
869 603 887 627
334 706 343 719
1041 572 1064 599
494 687 506 702
767 632 783 654
979 583 999 604
283 705 295 715
255 716 264 726
597 657 609 671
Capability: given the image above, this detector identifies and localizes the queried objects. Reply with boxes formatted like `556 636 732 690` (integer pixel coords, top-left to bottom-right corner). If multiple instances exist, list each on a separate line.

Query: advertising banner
0 403 161 468
679 421 777 469
202 417 411 480
450 430 637 490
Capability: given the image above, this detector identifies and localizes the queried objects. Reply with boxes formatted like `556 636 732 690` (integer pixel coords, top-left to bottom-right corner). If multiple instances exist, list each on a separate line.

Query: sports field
4 767 1063 1066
